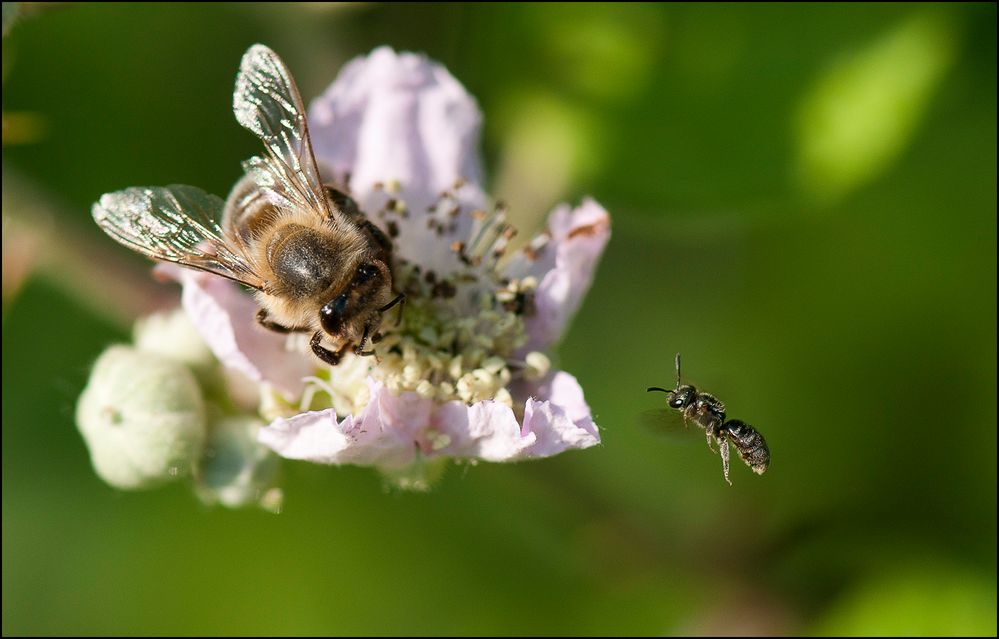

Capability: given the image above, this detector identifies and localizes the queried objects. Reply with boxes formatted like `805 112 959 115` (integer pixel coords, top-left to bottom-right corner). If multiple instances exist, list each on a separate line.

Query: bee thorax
268 224 346 297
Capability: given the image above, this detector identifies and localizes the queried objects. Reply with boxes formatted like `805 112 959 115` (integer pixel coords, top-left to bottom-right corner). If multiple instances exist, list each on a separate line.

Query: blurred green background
2 2 995 635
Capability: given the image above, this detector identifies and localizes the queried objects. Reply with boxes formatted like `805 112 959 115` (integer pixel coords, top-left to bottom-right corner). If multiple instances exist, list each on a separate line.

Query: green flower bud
76 345 206 490
195 415 282 510
133 307 215 373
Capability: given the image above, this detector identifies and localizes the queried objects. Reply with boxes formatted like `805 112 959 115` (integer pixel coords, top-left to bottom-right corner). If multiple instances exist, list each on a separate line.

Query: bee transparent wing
639 409 697 444
233 44 332 220
92 185 264 290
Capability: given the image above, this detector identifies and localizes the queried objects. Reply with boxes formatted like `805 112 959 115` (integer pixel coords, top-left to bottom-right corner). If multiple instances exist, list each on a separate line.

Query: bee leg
310 331 348 366
256 309 307 334
705 430 716 453
395 295 406 326
718 437 732 485
353 324 376 357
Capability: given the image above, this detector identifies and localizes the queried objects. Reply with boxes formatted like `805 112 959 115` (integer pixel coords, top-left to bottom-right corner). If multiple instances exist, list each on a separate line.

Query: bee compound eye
356 263 378 283
320 294 349 334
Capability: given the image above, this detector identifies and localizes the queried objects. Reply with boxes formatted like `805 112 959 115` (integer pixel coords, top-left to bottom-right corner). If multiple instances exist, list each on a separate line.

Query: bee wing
92 185 264 290
233 44 332 221
639 408 698 444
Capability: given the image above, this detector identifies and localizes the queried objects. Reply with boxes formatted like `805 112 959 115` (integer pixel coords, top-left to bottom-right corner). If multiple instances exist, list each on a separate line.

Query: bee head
646 384 696 410
671 384 697 409
319 262 389 338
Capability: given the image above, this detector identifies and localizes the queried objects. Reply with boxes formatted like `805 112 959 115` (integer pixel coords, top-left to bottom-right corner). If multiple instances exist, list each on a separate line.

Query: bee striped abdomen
724 419 770 475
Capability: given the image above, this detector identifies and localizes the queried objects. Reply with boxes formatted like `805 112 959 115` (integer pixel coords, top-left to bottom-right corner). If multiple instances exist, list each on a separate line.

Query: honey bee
92 44 402 365
646 353 770 484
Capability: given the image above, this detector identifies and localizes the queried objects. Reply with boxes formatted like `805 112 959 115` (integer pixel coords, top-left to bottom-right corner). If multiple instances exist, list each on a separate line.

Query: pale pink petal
259 381 418 469
464 402 538 461
519 370 600 458
260 386 537 466
354 383 423 468
504 198 611 351
156 265 312 397
308 47 487 277
422 400 536 462
309 46 485 217
370 380 434 440
260 409 414 468
537 369 598 429
257 410 356 464
259 371 597 465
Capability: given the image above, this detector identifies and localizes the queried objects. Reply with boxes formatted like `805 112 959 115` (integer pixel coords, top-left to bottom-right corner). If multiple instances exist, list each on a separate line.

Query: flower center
291 186 552 415
370 260 534 406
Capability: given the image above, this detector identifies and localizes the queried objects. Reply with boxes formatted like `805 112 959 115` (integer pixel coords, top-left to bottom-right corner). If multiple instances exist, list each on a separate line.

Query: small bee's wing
639 409 698 444
92 185 264 290
233 44 333 221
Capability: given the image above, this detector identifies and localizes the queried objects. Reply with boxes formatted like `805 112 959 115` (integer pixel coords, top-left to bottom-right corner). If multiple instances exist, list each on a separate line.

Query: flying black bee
92 44 403 366
646 353 770 484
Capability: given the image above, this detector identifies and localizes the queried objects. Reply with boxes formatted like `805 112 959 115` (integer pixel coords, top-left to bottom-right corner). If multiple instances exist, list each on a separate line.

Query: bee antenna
647 387 672 395
674 352 682 389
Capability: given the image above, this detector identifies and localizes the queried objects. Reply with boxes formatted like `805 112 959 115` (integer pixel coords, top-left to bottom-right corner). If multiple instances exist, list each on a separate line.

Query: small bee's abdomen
725 419 770 474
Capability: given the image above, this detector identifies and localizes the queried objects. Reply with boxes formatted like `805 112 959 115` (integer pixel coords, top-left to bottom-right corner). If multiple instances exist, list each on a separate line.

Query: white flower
84 45 612 497
177 47 611 484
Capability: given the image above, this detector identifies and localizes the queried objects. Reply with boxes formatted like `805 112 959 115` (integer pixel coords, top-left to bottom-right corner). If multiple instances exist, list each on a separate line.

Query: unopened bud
133 307 214 372
76 345 205 490
195 415 281 510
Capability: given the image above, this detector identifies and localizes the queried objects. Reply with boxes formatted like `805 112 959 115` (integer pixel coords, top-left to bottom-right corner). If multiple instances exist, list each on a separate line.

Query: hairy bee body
222 174 395 351
92 45 402 366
